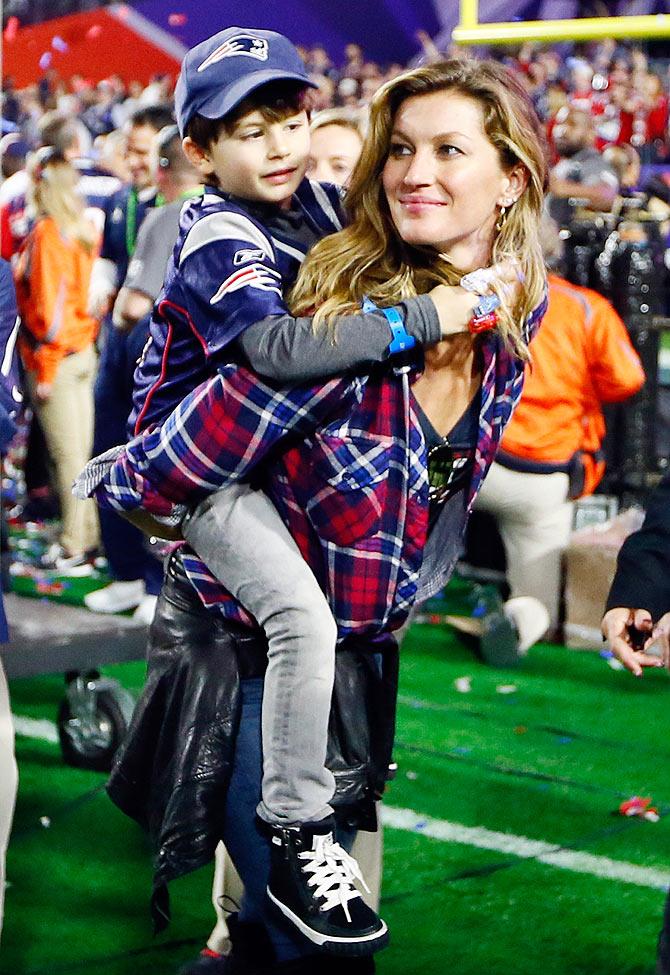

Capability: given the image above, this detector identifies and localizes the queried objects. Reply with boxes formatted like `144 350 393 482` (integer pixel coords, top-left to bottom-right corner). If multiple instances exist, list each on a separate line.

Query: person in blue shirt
85 105 174 591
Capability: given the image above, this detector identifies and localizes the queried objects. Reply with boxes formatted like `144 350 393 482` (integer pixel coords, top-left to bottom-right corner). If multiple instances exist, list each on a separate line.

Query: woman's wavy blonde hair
290 59 549 356
28 148 98 252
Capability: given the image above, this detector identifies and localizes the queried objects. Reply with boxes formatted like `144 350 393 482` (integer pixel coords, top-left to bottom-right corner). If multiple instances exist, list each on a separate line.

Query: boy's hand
428 285 479 337
601 607 663 676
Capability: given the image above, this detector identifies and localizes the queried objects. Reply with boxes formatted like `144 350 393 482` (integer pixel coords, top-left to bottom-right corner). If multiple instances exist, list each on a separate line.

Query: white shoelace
298 833 370 923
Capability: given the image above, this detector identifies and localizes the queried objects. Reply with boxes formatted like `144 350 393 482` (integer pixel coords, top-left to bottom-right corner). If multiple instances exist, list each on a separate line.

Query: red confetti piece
168 12 187 26
86 24 102 39
619 795 659 821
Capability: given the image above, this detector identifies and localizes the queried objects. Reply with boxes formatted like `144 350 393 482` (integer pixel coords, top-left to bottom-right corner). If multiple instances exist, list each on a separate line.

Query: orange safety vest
14 216 99 386
499 273 645 497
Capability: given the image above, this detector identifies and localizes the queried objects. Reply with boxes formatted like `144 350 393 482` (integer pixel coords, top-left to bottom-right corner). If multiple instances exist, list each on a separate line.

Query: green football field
3 621 670 975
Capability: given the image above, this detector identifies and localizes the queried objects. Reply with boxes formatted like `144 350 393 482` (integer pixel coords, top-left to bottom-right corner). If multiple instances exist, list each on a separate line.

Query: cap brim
196 68 318 123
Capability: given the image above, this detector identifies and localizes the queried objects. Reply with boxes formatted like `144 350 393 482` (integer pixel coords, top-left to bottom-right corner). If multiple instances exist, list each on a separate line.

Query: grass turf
3 621 669 974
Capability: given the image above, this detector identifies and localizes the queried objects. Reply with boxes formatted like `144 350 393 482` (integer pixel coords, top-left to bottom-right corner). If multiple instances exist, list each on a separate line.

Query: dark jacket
606 471 670 619
0 260 21 643
107 550 398 930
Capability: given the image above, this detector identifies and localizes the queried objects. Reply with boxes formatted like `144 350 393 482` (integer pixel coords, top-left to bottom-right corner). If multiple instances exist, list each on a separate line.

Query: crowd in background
0 31 669 632
2 35 670 164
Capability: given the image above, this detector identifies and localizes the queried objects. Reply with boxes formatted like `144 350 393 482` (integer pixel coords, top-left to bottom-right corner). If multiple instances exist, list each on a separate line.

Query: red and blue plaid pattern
91 295 547 635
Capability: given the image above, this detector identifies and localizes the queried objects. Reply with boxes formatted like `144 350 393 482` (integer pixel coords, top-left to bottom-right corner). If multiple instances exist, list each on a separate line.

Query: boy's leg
184 488 388 954
183 483 337 825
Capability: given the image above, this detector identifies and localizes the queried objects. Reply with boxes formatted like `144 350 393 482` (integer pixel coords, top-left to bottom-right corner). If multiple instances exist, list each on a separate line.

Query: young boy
80 25 482 956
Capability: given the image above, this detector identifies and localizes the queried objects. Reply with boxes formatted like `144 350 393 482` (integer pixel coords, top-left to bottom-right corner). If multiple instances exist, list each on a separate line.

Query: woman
86 60 547 973
306 108 365 187
14 147 100 569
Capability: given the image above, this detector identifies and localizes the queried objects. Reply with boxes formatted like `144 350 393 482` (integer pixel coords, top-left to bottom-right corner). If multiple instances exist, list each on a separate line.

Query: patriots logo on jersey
210 263 282 303
197 35 269 72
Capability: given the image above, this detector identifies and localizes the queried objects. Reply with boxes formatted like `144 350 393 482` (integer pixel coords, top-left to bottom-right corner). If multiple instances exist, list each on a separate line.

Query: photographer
601 470 670 974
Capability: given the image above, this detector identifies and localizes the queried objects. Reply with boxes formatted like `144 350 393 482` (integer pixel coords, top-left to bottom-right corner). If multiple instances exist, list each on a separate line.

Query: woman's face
382 90 524 270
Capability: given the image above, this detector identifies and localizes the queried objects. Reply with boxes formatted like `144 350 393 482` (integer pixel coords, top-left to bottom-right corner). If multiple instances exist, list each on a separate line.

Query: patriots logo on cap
210 263 282 303
197 34 270 72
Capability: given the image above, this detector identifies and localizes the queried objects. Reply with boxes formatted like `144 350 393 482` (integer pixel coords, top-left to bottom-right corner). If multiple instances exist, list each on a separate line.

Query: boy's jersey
129 179 343 435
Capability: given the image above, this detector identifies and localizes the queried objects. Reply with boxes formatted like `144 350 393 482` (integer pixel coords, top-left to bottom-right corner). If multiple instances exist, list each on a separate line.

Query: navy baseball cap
175 27 317 136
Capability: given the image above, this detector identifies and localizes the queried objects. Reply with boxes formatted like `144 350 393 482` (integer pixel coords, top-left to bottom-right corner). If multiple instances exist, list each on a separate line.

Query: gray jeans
183 483 337 826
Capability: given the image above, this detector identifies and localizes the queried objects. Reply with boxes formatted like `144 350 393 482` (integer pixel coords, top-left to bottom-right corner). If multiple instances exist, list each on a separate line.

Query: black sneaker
266 822 389 956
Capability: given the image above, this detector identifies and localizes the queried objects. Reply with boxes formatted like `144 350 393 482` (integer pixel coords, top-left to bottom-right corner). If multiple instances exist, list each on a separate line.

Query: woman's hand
429 259 525 339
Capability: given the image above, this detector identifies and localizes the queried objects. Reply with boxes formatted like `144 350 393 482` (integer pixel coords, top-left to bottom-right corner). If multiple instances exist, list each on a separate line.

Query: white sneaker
132 593 158 626
503 597 550 654
84 579 145 614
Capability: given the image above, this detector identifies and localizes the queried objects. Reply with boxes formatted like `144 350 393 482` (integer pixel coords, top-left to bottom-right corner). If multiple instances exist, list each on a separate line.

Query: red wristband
468 310 498 334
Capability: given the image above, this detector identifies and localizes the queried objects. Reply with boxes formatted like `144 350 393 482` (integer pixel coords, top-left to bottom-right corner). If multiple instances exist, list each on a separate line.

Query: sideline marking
382 806 670 890
12 715 59 744
13 715 670 890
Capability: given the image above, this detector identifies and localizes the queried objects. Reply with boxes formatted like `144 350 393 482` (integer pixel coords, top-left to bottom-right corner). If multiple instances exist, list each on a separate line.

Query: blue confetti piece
453 746 472 755
414 820 428 831
599 649 614 659
39 51 52 69
557 736 573 745
51 35 68 52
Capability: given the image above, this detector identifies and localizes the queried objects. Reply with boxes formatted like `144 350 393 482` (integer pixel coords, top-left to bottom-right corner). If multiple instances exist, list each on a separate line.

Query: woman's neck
413 334 482 438
438 232 495 274
423 333 476 373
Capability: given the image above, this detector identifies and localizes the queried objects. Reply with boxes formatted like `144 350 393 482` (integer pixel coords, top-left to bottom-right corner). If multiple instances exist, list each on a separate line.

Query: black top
605 470 670 619
413 389 481 532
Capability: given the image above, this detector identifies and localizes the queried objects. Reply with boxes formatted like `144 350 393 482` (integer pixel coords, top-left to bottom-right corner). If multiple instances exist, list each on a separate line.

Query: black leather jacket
107 551 398 928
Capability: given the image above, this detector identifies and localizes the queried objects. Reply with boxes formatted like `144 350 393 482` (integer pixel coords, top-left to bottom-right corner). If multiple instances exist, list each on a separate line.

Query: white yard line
382 806 670 890
13 716 670 890
12 714 59 744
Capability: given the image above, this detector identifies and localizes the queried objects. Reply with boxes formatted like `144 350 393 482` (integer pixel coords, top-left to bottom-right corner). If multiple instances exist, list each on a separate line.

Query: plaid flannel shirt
92 296 546 636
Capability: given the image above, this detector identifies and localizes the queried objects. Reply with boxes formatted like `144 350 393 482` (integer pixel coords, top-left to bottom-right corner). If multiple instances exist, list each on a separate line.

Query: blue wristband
362 297 416 355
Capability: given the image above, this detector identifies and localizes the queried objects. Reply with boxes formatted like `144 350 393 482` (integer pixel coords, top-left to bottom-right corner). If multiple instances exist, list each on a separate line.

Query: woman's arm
82 365 357 513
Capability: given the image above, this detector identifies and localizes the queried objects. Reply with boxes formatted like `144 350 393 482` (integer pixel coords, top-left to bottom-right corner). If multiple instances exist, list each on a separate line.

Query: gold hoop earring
495 205 507 233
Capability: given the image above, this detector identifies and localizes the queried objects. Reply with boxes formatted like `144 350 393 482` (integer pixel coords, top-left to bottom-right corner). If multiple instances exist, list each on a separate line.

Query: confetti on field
619 796 660 822
454 676 472 693
496 684 518 695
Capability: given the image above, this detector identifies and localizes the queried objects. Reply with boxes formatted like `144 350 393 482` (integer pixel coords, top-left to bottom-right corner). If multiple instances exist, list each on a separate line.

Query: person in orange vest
13 147 101 570
475 215 645 637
